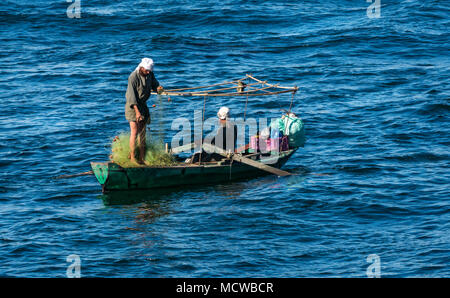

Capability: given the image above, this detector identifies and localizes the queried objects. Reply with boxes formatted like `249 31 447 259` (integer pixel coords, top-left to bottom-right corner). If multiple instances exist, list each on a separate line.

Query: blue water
0 0 449 277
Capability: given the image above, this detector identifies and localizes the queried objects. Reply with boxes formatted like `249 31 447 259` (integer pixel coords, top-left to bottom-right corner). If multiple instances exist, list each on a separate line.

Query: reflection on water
99 182 245 206
284 165 310 190
99 165 311 206
99 188 182 206
98 167 311 269
134 202 172 224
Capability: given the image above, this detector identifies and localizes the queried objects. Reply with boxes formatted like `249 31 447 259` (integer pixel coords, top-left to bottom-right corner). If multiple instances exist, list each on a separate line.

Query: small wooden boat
90 74 302 193
91 148 297 193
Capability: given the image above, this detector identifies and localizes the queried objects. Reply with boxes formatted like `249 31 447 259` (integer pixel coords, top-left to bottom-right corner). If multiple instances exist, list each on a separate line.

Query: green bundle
110 132 176 167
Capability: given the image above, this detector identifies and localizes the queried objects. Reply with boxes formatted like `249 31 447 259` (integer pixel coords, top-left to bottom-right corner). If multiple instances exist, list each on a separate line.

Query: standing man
125 57 164 164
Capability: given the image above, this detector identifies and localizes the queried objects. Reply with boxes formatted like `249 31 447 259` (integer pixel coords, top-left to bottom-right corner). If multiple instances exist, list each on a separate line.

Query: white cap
138 57 154 71
217 106 230 120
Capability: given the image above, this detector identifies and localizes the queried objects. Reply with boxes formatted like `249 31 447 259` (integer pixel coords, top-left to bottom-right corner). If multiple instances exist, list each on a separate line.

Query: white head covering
217 106 230 120
137 57 154 71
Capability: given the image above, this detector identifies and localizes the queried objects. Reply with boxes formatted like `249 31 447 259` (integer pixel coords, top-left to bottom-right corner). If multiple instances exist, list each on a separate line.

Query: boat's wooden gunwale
91 148 297 192
96 149 295 170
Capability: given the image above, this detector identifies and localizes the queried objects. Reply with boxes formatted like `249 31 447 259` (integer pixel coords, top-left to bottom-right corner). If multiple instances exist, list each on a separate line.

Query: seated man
188 106 238 163
211 106 238 153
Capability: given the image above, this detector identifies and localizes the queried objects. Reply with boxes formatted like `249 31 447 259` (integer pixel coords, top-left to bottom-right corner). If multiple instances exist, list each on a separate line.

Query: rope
288 87 297 113
138 123 146 151
229 155 233 180
198 95 206 165
243 93 248 122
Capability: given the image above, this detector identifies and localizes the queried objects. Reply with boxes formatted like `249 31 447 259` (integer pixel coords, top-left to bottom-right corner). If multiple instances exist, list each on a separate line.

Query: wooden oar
202 143 291 177
54 171 93 179
230 154 292 177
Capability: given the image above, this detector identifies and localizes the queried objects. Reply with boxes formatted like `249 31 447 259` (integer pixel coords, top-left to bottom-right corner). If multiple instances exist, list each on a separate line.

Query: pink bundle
250 135 289 152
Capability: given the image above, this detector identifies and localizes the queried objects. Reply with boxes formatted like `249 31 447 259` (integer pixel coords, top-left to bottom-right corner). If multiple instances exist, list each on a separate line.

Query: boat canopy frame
149 73 299 170
152 74 298 97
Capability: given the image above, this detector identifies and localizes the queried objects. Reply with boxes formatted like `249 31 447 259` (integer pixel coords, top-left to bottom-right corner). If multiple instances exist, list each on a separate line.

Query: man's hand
133 105 144 122
157 85 164 94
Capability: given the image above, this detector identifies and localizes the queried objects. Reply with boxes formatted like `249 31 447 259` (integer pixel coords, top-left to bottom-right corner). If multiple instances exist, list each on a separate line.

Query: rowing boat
91 149 297 193
90 74 302 193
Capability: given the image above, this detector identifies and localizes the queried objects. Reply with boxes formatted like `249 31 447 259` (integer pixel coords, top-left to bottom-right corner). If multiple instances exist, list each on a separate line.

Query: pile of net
109 132 176 167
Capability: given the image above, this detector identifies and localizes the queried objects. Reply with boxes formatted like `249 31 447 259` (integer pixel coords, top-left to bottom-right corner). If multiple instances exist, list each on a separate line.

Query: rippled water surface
0 0 449 277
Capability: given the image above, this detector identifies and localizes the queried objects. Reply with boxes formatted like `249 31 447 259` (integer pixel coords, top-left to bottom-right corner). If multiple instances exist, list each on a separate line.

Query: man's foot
139 153 146 165
130 157 142 166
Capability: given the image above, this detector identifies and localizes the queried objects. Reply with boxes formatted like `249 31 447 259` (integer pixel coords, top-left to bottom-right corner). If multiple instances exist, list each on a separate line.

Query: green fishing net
109 133 176 167
110 95 177 167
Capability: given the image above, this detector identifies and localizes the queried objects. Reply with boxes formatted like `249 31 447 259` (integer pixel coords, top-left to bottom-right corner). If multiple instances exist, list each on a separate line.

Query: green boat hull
91 149 297 192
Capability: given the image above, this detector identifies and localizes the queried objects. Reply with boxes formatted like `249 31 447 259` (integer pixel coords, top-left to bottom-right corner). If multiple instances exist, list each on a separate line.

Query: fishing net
109 132 176 167
110 95 176 167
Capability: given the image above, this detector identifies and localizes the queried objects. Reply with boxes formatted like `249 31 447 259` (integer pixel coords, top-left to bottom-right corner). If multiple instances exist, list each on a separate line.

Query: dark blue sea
0 0 449 277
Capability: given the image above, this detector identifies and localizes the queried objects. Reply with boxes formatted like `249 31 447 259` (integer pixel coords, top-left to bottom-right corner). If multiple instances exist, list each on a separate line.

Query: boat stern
91 162 136 192
90 162 110 191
